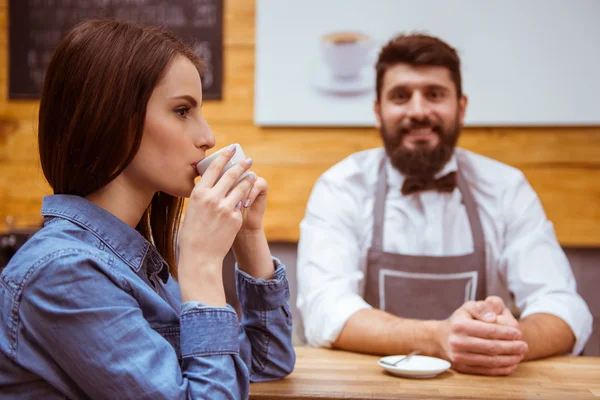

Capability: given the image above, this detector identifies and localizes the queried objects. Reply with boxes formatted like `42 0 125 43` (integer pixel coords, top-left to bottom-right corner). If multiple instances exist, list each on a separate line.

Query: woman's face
124 55 215 198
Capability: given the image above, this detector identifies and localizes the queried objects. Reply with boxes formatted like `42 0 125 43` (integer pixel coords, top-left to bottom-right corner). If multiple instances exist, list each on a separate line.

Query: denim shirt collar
41 194 169 282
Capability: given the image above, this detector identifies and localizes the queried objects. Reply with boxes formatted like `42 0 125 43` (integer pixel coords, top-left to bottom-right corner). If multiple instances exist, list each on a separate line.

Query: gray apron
364 159 487 320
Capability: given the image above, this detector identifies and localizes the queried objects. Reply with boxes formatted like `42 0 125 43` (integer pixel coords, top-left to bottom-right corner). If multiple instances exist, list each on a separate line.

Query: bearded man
296 33 592 376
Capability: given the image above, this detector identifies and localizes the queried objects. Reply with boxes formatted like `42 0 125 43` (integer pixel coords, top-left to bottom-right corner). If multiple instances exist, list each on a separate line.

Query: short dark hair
375 33 462 100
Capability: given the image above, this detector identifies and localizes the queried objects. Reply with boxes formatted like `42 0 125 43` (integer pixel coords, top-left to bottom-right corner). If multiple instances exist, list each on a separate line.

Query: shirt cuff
235 257 290 311
179 304 240 358
519 296 593 356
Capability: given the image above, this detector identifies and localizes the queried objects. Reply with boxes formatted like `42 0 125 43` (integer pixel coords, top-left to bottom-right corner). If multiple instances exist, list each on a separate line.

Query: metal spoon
380 350 421 367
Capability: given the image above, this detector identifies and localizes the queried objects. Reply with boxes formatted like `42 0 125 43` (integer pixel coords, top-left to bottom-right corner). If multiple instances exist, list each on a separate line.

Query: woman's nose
193 120 216 151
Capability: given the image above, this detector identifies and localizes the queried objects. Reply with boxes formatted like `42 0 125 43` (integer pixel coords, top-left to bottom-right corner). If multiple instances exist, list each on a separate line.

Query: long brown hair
38 19 204 278
376 33 463 100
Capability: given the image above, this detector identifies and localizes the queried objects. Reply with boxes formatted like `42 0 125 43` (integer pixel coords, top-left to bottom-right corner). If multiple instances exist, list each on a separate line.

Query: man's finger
452 318 522 341
450 335 528 356
496 308 520 328
451 352 523 368
485 296 505 310
462 300 501 323
452 363 519 376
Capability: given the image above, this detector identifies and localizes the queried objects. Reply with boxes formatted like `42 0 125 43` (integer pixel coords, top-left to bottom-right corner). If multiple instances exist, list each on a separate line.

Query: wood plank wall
0 1 599 245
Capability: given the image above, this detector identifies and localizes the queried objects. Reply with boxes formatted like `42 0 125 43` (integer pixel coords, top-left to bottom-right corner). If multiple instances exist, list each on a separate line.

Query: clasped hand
437 296 528 376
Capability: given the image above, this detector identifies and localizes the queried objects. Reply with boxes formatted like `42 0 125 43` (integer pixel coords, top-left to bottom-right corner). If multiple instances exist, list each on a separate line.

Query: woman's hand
177 145 255 304
233 174 276 280
239 175 268 233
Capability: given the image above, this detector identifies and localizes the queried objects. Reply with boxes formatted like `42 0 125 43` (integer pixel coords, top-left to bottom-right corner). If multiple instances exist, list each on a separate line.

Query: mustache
398 118 443 135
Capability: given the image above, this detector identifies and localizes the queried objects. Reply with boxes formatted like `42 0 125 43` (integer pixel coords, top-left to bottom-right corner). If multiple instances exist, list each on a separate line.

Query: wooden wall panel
0 0 599 245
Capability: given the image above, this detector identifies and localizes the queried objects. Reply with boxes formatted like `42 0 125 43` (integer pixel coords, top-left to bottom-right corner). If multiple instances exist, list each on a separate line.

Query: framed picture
254 0 600 127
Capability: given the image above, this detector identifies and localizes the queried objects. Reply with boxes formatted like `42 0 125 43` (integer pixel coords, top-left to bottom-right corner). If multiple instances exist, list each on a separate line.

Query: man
296 33 592 376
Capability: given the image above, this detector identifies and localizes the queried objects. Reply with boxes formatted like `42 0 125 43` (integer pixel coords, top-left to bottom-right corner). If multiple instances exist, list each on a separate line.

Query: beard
381 114 460 178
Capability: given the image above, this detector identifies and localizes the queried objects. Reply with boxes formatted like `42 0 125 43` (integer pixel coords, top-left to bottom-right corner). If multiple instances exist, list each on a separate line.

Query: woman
0 19 294 399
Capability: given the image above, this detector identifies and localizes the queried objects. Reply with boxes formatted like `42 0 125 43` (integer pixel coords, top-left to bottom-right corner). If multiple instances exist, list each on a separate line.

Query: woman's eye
175 107 190 117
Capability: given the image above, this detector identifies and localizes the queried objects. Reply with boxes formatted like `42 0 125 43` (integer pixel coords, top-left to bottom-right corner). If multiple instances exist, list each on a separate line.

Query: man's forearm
333 308 442 357
519 313 575 360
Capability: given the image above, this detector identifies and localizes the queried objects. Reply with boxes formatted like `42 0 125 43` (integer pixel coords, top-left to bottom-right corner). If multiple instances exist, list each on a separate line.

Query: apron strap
371 157 388 251
456 164 486 255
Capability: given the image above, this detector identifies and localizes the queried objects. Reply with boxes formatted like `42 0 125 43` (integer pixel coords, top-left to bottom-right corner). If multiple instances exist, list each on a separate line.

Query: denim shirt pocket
154 325 181 361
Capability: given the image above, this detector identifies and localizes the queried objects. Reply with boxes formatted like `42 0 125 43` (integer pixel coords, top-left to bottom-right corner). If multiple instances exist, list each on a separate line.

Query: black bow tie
401 171 457 195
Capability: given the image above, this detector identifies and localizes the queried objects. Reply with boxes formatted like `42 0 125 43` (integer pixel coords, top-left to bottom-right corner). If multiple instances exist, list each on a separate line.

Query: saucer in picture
309 62 375 95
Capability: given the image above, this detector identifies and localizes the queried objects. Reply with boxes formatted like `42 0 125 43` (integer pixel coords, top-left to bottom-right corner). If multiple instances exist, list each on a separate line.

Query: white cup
320 31 374 79
196 143 250 183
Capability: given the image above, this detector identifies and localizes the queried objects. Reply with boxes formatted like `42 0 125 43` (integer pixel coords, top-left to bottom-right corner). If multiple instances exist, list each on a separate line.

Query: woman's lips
191 160 203 176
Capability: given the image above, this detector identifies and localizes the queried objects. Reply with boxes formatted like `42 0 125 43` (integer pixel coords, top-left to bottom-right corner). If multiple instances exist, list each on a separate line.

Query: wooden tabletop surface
250 346 600 399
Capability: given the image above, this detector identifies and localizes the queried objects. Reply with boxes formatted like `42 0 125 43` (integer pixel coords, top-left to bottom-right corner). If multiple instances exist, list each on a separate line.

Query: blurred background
0 0 598 354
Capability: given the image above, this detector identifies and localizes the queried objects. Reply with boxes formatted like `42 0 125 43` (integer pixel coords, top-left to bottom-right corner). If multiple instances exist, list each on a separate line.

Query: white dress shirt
297 147 592 355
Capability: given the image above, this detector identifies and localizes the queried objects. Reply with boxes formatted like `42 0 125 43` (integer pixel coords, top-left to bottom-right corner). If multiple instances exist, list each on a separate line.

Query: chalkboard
8 0 223 100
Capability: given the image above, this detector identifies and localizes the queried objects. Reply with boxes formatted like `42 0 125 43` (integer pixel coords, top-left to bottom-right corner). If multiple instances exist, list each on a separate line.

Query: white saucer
309 62 375 95
378 355 451 379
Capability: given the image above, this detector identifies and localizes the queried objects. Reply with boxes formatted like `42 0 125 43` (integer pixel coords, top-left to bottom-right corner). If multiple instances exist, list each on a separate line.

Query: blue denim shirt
0 195 295 399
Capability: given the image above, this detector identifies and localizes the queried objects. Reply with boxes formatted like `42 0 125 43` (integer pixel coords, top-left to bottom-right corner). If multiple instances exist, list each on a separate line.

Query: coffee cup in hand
320 31 374 79
196 143 250 184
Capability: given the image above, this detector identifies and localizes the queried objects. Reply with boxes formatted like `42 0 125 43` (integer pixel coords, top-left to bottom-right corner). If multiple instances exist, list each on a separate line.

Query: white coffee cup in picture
196 143 250 184
320 31 374 79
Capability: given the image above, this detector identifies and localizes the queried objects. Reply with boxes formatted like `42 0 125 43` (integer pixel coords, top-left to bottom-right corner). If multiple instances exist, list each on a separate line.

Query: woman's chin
158 184 194 199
